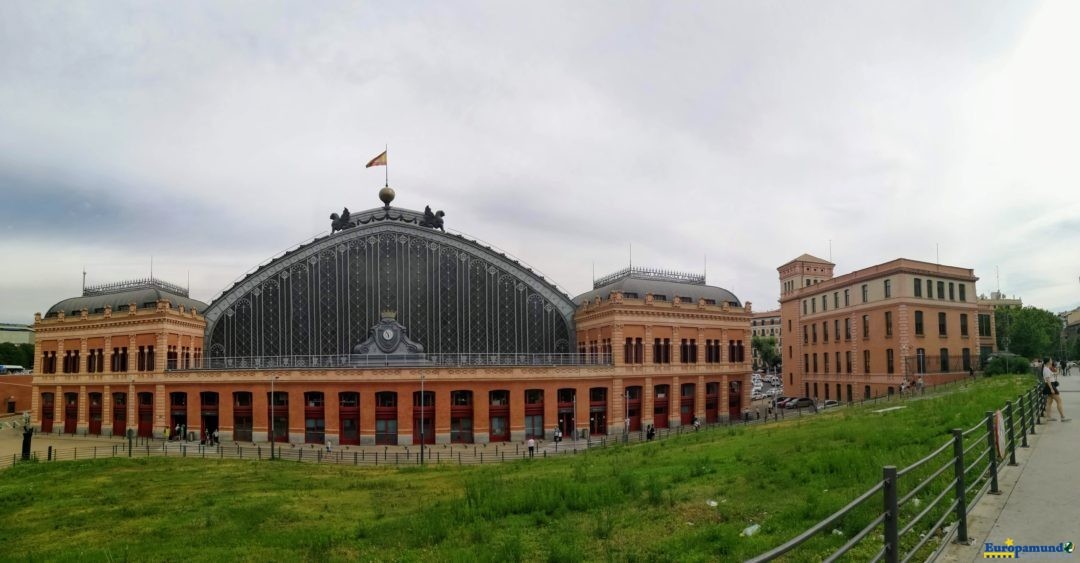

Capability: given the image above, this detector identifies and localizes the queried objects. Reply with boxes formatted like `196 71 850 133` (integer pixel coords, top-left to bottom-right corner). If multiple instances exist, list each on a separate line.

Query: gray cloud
2 0 1078 324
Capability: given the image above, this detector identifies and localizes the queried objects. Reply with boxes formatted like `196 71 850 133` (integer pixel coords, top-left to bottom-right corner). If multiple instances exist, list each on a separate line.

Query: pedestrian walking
1043 359 1070 422
212 428 219 445
164 426 170 441
527 437 536 457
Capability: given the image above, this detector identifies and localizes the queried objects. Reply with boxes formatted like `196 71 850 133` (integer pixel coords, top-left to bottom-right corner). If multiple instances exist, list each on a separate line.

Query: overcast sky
2 1 1079 324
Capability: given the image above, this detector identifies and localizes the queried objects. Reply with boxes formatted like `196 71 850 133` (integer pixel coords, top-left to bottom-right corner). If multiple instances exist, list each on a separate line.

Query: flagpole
385 144 389 187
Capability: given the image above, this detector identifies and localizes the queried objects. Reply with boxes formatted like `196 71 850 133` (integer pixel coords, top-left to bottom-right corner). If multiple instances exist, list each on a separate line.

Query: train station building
29 189 753 445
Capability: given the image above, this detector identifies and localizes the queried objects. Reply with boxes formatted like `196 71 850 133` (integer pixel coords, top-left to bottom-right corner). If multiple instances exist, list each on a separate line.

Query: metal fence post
883 465 900 563
952 429 968 544
1005 401 1018 466
986 411 1001 494
1018 394 1029 448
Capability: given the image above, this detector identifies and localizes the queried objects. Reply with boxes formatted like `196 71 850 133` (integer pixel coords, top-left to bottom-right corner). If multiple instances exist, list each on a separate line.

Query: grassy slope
0 376 1031 562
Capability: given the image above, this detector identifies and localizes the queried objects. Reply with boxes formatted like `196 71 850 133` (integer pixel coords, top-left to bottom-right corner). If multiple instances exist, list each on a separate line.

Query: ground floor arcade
30 367 749 445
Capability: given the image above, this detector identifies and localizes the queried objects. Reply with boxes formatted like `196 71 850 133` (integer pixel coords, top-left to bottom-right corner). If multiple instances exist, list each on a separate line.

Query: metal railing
171 353 614 371
748 383 1045 562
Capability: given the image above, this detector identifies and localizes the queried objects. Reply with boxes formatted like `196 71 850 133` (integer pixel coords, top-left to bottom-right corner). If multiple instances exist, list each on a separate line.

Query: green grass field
0 376 1033 562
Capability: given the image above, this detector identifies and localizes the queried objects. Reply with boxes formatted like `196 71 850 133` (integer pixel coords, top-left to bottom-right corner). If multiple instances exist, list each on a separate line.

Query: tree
995 306 1063 360
0 342 22 366
17 343 34 369
751 335 780 369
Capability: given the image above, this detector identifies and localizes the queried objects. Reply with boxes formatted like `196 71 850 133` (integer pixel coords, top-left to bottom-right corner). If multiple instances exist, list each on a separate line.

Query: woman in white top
1044 360 1070 421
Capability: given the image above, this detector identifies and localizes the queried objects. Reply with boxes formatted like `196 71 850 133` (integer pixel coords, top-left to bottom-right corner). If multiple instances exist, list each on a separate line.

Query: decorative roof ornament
419 205 446 232
330 207 353 233
82 277 190 298
593 266 706 290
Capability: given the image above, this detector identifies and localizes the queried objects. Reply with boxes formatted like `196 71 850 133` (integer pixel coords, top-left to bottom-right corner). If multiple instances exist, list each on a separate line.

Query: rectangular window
885 311 893 337
937 281 945 300
884 279 891 298
861 284 868 303
822 322 828 342
813 353 818 373
938 312 947 336
862 314 869 338
833 319 840 342
962 348 972 371
833 292 839 309
927 279 933 299
940 348 950 372
824 353 829 374
803 327 808 345
914 278 922 297
948 282 955 301
844 289 850 306
835 352 841 374
978 314 992 337
803 300 807 315
812 299 816 314
844 318 851 341
915 311 924 336
822 295 827 312
959 284 966 302
804 354 809 372
846 351 852 373
916 348 927 374
863 350 870 373
887 349 894 374
812 324 817 343
960 314 969 337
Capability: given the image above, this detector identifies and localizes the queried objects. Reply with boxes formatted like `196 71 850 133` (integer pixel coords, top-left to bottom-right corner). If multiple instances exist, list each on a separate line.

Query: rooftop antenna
187 269 190 292
996 265 1000 294
82 266 86 292
150 256 154 280
704 254 708 283
629 242 632 270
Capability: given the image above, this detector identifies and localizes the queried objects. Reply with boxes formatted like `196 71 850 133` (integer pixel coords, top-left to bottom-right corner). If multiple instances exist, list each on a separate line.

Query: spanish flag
366 150 387 168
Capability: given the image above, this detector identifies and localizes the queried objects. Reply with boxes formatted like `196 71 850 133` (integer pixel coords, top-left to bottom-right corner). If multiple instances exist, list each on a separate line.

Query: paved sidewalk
936 374 1078 562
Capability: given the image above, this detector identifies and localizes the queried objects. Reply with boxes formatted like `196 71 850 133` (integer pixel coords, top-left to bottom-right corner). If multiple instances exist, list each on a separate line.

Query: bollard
258 446 262 460
883 466 899 563
1005 401 1018 466
48 446 53 461
986 412 1000 494
952 429 968 544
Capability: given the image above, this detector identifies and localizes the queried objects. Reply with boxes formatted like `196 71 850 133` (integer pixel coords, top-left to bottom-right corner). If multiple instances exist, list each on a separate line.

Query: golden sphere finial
379 186 395 208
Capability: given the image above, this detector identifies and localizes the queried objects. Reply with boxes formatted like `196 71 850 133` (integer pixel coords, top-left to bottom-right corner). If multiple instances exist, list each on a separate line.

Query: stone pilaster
53 385 63 431
670 376 681 427
643 376 653 427
696 375 706 420
80 338 88 374
102 385 112 436
77 385 88 435
644 326 653 364
155 384 167 438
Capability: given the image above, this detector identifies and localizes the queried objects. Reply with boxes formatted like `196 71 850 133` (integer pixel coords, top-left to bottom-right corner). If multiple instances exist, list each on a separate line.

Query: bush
984 355 1031 376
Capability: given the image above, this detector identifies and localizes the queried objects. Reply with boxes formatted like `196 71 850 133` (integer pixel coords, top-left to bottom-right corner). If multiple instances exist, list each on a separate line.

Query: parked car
785 397 815 409
773 396 792 408
822 400 839 409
